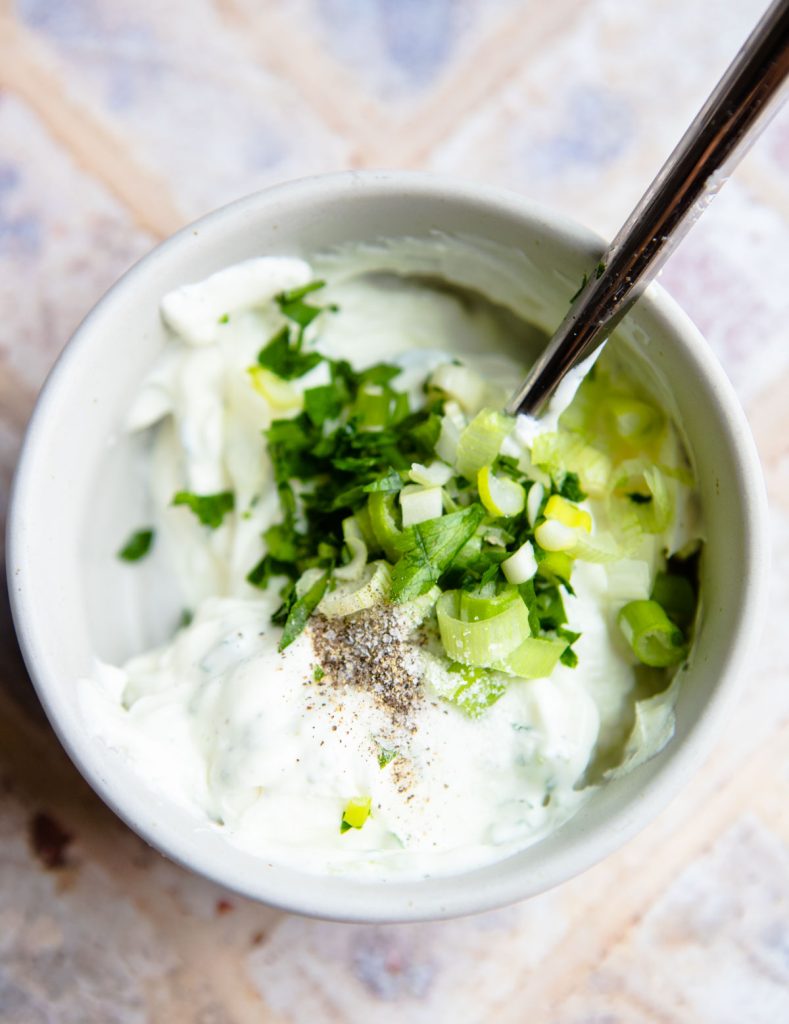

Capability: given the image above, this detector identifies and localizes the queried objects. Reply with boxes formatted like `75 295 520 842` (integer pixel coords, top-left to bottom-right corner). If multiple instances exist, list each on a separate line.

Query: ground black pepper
309 606 424 724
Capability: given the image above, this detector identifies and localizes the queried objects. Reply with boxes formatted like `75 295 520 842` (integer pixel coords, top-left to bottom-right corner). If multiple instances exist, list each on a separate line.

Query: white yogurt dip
79 239 701 879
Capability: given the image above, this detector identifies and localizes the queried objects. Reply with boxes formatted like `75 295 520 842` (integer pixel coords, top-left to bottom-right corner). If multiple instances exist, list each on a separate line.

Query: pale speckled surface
1 1 788 1020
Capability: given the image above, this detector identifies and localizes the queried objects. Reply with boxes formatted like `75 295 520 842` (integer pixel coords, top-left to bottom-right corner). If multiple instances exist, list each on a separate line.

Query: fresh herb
172 490 234 529
246 554 297 590
218 313 229 324
276 279 330 333
117 528 154 562
389 504 486 602
363 469 405 494
377 746 398 769
278 570 332 651
558 471 587 503
533 583 567 631
256 326 323 380
557 627 581 667
313 665 325 682
304 385 344 426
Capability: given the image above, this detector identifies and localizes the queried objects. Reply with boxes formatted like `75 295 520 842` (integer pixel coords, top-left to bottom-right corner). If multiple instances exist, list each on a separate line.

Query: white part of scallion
534 519 577 552
434 402 467 464
334 535 368 581
501 540 539 585
400 485 444 527
408 461 453 487
318 561 391 617
526 482 545 527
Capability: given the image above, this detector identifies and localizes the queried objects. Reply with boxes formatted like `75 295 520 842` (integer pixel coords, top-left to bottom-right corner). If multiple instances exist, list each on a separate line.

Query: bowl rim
5 170 770 921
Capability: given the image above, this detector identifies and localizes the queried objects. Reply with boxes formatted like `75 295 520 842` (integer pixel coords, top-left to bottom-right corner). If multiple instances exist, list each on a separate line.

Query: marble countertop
1 1 788 1020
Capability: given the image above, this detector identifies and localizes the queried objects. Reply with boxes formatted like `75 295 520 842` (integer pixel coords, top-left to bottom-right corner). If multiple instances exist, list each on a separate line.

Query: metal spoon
507 0 789 418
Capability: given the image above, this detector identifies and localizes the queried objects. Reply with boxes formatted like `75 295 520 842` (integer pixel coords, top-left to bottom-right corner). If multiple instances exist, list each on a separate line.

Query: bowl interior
8 173 766 921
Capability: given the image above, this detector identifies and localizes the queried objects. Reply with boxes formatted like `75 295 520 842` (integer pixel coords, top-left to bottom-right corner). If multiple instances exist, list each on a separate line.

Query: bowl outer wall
5 171 769 922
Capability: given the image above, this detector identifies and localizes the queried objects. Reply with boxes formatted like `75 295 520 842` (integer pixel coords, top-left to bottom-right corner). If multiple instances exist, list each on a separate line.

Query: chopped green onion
618 600 688 667
496 636 567 679
333 534 368 581
531 432 611 497
408 460 453 487
477 465 526 517
368 491 405 562
399 485 444 527
436 589 531 668
340 796 371 832
610 460 673 534
651 572 697 628
353 504 380 553
607 396 664 444
501 540 538 585
526 482 545 526
536 549 574 586
318 561 391 618
573 529 625 563
534 519 577 552
544 494 592 533
354 383 395 431
434 403 467 464
455 409 513 482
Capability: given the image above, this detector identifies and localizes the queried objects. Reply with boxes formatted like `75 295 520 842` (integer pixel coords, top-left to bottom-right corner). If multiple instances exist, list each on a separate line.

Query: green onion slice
368 492 404 562
651 572 697 628
341 796 371 832
618 599 688 667
318 561 391 618
495 636 568 679
437 589 531 668
455 409 513 482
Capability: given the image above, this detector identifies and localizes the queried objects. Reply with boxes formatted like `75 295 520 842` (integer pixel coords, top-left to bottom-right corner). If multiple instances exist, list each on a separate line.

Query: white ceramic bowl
6 172 768 921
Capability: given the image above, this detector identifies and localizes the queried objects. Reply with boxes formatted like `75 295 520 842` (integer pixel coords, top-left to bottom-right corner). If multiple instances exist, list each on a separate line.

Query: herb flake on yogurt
80 242 703 878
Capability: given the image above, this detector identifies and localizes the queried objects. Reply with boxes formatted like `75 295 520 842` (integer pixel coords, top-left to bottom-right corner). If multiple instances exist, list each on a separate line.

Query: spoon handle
508 0 789 417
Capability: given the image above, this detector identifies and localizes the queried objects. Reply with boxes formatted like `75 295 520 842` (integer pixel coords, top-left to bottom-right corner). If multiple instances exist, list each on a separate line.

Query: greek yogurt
79 238 700 879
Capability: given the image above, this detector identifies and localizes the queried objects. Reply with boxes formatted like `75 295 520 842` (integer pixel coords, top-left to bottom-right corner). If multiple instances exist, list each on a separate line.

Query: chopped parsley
278 570 332 651
389 504 486 602
256 326 323 380
557 471 587 503
377 746 398 769
117 528 154 562
172 490 234 529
